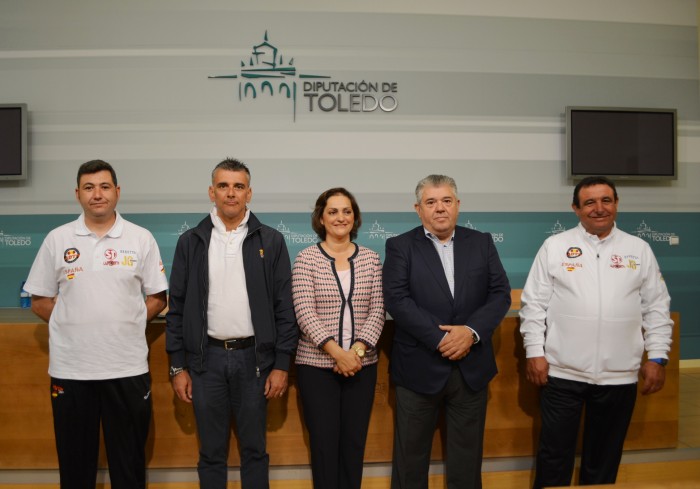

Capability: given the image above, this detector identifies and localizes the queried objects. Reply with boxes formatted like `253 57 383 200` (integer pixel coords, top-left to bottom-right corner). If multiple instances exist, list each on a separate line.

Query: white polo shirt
24 212 168 380
207 207 255 339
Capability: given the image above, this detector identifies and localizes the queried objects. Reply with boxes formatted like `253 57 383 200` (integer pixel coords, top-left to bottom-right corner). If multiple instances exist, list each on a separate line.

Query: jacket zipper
200 237 208 372
246 223 262 378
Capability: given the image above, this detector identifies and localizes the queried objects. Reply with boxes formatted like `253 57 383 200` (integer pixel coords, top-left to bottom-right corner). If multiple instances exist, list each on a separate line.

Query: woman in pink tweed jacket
292 187 384 489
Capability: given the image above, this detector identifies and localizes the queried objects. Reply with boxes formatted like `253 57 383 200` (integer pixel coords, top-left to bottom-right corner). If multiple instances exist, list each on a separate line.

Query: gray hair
211 157 251 184
415 174 458 203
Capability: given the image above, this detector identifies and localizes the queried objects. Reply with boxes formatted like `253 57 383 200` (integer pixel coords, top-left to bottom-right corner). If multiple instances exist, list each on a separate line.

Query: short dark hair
311 188 362 241
77 160 117 187
572 176 618 208
212 157 250 184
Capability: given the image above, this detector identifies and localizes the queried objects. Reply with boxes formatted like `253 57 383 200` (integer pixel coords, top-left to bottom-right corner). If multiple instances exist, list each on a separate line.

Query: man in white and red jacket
520 176 672 489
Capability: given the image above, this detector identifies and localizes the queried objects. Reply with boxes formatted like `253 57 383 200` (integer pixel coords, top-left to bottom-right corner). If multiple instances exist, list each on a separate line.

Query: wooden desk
0 310 679 468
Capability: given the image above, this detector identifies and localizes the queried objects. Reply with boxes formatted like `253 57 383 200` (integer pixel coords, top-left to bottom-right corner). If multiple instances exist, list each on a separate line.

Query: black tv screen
0 104 28 181
566 107 677 180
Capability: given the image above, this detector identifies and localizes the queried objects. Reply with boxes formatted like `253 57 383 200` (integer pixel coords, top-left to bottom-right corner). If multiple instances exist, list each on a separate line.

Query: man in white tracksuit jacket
520 176 672 489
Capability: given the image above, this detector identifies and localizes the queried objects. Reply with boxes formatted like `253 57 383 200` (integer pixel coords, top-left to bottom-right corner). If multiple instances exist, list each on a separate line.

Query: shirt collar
423 227 455 243
578 222 617 243
210 206 250 233
75 211 123 238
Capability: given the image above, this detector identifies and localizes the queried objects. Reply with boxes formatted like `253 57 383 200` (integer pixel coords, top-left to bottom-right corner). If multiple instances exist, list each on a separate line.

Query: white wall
0 0 698 216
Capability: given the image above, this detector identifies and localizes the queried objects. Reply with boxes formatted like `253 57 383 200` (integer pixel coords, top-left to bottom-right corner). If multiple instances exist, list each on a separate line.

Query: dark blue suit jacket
383 225 511 395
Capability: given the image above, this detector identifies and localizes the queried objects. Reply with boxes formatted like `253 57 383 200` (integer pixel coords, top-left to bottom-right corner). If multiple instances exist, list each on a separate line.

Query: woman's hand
323 340 362 377
333 349 362 377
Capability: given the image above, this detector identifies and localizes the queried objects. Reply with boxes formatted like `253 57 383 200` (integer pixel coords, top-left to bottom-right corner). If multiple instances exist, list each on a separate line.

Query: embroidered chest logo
64 266 83 280
103 248 119 266
119 249 138 267
566 247 582 259
624 254 641 270
610 254 625 269
561 262 582 272
64 248 80 263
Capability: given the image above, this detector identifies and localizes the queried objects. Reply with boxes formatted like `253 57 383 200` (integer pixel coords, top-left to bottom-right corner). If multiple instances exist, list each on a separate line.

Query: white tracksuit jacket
520 223 672 385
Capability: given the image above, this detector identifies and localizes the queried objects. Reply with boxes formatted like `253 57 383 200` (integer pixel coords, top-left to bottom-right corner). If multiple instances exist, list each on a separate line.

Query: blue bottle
20 281 31 308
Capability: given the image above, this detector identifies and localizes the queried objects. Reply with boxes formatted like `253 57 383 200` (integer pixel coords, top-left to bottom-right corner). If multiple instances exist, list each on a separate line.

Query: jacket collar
192 210 263 244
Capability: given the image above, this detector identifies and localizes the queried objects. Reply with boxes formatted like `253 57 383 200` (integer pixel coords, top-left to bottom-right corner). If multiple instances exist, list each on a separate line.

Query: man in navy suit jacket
383 174 511 489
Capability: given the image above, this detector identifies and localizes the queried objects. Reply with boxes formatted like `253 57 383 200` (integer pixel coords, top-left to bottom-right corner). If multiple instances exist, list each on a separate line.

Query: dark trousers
391 367 488 489
533 376 638 489
296 363 377 489
190 344 269 489
50 373 152 489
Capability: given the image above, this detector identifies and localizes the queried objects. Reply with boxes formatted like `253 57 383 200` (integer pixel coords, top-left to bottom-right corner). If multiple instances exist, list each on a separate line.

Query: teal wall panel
1 211 698 358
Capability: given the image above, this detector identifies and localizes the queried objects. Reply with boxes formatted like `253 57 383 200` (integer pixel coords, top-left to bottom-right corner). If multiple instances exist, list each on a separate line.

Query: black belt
207 336 255 350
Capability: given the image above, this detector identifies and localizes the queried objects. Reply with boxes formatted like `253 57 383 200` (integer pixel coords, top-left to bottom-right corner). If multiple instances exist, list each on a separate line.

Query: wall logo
0 230 32 247
363 220 399 241
276 220 317 245
635 220 678 243
173 222 190 236
462 220 505 243
209 31 399 120
547 221 566 236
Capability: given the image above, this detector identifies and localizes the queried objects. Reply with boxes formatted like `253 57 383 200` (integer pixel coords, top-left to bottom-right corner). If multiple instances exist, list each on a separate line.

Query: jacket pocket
598 316 644 373
545 313 596 374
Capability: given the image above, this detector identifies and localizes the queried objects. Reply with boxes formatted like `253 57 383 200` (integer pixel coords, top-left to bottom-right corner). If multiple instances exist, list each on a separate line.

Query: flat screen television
0 103 28 181
566 106 677 181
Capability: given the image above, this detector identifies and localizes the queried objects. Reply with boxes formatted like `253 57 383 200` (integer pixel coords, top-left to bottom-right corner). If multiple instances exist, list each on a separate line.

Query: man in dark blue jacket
166 158 297 489
383 174 511 489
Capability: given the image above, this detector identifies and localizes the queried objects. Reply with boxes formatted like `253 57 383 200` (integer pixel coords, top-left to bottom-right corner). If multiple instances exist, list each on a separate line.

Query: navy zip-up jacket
166 212 297 374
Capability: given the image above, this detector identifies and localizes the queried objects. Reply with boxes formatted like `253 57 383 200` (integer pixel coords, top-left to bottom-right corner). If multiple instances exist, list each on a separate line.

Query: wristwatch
352 344 366 358
465 326 478 344
649 358 668 367
169 366 186 377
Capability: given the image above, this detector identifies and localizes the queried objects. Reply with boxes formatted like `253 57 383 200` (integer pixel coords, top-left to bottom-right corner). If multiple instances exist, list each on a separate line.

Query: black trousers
296 363 377 489
50 373 152 489
391 366 488 489
533 376 637 489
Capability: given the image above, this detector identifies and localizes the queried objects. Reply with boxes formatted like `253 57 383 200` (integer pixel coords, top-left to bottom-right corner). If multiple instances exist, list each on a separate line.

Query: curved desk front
0 310 679 468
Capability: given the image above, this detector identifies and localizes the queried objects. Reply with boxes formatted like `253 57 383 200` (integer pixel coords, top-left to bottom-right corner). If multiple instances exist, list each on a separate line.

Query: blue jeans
190 344 269 489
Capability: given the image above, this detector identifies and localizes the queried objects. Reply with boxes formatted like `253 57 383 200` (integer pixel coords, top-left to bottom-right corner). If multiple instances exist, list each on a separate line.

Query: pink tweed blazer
292 243 385 368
